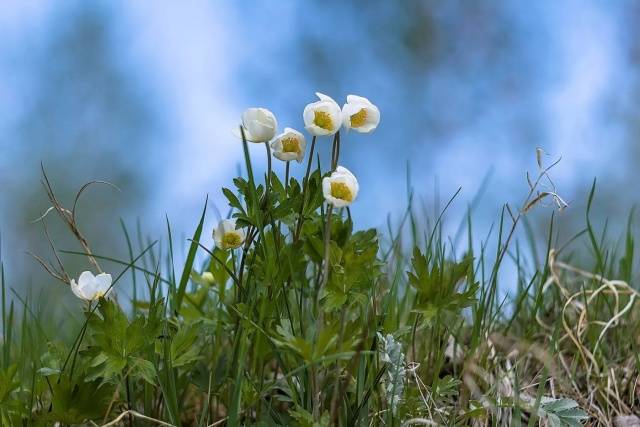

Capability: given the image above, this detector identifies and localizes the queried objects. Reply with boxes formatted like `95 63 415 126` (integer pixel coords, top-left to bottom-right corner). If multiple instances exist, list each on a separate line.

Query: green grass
0 134 636 426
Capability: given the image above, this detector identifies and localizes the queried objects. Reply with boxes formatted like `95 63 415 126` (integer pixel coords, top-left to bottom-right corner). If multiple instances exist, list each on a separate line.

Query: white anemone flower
213 219 246 250
70 271 112 301
233 107 277 143
341 95 380 133
322 166 359 208
303 92 342 136
270 127 307 163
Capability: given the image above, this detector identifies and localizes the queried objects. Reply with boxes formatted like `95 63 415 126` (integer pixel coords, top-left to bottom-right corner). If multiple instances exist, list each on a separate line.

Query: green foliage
290 406 330 427
1 131 627 426
408 248 477 321
0 365 23 425
537 397 590 427
44 377 115 424
84 298 162 385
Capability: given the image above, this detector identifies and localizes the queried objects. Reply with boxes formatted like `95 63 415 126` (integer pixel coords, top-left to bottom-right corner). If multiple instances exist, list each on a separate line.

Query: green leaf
129 357 157 385
538 397 589 426
171 323 201 367
323 289 348 311
176 195 208 314
43 377 115 424
223 187 244 213
407 249 476 316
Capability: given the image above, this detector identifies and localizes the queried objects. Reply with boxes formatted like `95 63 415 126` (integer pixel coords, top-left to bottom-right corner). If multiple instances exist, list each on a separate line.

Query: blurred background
1 0 639 300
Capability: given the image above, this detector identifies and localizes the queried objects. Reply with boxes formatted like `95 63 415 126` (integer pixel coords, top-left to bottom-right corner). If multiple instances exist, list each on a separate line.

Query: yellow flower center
281 136 299 153
222 232 242 249
330 182 353 202
313 111 333 131
350 108 368 128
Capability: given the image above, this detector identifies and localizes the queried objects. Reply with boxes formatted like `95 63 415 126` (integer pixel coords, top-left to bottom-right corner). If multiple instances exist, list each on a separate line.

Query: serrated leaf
129 357 157 385
222 187 244 212
171 324 201 367
538 396 589 427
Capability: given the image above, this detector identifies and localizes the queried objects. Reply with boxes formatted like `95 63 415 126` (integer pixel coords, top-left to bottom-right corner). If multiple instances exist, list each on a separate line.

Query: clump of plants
1 92 638 426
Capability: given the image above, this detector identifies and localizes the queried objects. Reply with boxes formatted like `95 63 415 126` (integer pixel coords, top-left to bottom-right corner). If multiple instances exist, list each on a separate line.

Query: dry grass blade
541 249 640 423
523 192 551 212
94 410 176 427
71 180 121 223
39 165 104 273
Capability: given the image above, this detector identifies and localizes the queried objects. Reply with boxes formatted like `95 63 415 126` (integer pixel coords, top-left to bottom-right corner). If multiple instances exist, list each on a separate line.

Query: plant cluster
0 93 637 426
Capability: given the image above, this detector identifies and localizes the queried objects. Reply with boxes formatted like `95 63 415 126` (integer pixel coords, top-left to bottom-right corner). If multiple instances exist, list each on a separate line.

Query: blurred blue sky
0 1 639 286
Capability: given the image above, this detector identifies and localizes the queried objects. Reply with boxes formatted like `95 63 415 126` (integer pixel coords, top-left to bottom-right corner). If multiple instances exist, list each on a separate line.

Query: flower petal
316 92 336 103
70 279 88 300
346 94 372 105
78 270 95 287
94 273 112 296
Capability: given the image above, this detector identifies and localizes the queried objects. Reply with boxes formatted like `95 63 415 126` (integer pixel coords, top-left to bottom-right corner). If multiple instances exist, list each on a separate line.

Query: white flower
213 219 246 250
70 271 112 301
303 92 342 136
234 107 277 143
270 127 307 163
322 166 359 208
341 95 380 133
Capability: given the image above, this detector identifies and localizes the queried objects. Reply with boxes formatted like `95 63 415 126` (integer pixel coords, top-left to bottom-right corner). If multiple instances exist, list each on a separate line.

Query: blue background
1 1 638 296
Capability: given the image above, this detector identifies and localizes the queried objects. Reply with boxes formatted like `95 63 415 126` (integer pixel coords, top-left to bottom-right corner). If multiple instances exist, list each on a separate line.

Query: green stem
67 300 92 381
126 374 134 427
329 305 347 423
285 161 290 192
229 327 247 425
240 127 255 187
330 131 341 171
320 205 334 294
294 136 317 241
265 141 273 202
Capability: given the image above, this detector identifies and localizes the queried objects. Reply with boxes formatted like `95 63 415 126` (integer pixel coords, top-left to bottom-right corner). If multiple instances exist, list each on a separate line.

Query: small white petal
221 219 237 233
70 279 87 300
346 94 372 105
316 92 336 103
341 95 380 134
235 108 277 143
273 151 298 162
322 166 359 207
303 93 342 136
70 271 112 301
271 128 307 163
214 219 245 250
94 273 112 296
78 270 95 287
270 138 283 152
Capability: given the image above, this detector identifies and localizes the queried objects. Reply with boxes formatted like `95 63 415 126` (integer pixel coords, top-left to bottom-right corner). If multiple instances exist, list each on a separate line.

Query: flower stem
125 374 134 427
329 305 347 423
320 205 333 293
67 301 92 381
240 127 255 187
303 136 317 190
330 131 341 171
294 136 317 241
278 161 291 239
285 161 290 193
265 141 272 197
